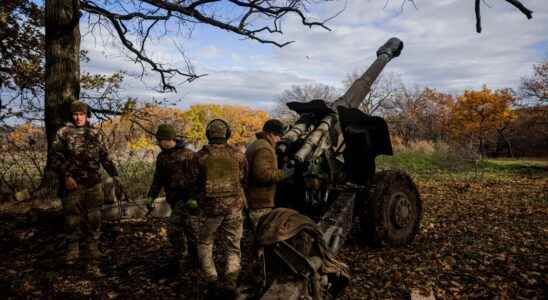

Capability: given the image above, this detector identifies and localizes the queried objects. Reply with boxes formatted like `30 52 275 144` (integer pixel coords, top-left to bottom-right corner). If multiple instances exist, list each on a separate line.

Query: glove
65 176 78 191
185 199 198 210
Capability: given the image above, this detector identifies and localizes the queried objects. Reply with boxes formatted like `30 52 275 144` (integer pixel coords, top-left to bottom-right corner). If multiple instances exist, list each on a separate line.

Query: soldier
190 119 247 298
146 124 197 268
245 119 292 228
50 100 121 276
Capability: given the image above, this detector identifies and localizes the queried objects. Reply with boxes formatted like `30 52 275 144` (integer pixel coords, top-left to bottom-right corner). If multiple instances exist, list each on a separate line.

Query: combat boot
65 242 80 265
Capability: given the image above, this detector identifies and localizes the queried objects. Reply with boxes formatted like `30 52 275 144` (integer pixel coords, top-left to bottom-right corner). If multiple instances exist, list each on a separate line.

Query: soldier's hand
65 176 78 191
185 199 198 210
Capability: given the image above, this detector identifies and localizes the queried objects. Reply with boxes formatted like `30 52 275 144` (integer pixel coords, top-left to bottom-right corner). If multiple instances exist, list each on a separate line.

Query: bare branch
474 0 532 33
81 1 172 21
79 0 334 90
81 1 203 91
475 0 482 33
504 0 533 19
188 0 222 10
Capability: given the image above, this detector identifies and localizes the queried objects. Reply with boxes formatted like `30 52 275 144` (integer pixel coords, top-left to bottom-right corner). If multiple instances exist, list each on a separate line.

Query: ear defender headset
206 118 232 140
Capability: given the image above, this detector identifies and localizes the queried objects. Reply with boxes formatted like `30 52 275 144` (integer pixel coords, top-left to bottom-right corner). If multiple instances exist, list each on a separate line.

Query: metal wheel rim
391 192 413 229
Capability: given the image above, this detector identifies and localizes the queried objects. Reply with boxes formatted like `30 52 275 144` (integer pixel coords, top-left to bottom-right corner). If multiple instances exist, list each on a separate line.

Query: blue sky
81 0 548 112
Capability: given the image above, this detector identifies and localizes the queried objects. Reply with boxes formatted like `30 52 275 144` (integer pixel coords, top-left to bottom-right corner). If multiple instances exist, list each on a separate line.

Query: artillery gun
240 37 422 300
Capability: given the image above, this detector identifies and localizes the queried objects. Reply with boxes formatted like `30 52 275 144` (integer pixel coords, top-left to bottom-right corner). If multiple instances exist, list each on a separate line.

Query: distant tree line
274 62 548 157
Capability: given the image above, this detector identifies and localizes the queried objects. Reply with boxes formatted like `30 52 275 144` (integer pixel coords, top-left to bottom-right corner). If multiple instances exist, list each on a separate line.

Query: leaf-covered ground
0 159 546 299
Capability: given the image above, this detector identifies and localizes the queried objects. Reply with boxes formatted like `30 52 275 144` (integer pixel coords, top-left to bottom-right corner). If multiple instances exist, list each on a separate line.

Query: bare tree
383 85 425 143
382 85 455 143
274 83 339 122
519 61 547 106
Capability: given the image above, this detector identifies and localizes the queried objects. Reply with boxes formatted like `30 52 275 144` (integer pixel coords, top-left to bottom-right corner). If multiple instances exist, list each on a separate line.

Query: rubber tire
360 170 422 246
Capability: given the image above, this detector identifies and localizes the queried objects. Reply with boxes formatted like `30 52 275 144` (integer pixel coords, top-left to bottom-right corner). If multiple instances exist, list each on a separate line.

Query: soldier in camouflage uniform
146 124 197 266
189 119 247 298
246 119 291 228
50 100 121 276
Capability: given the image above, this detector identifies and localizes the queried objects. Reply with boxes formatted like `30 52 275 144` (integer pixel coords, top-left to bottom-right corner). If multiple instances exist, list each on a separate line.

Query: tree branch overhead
475 0 533 33
79 0 334 91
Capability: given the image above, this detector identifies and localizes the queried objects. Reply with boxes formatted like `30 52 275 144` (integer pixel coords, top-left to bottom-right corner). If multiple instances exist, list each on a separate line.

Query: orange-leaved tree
182 104 269 147
449 87 516 156
100 105 186 152
99 104 269 151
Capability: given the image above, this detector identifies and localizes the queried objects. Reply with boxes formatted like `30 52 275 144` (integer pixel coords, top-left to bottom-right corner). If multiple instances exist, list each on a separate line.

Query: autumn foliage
449 87 516 155
99 104 269 151
5 122 44 150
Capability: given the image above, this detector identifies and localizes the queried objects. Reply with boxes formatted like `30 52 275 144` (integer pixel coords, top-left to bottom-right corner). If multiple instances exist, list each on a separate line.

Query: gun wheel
360 170 422 246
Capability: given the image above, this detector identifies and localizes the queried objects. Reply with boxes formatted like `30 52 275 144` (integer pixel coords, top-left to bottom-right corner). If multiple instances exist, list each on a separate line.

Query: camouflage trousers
168 201 196 262
62 183 104 244
248 208 272 229
188 211 243 284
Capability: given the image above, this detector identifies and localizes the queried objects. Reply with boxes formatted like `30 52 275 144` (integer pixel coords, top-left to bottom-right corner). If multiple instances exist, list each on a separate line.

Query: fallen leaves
340 168 547 299
0 165 546 298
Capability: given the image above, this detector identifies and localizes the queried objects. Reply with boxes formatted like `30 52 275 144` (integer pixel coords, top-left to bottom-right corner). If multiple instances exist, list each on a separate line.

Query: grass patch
479 159 548 175
377 152 548 182
376 150 471 176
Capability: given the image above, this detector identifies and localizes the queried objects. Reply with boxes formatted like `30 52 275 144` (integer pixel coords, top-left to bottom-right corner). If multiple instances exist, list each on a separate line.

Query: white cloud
81 0 548 112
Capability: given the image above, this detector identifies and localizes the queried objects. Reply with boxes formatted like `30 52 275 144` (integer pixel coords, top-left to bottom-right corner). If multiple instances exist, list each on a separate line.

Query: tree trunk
40 0 80 194
497 129 514 158
45 0 80 150
478 136 485 158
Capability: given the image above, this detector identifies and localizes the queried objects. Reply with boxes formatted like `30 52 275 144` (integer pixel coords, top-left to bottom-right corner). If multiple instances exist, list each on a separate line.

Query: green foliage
107 158 154 200
377 150 547 181
377 150 468 176
479 159 548 175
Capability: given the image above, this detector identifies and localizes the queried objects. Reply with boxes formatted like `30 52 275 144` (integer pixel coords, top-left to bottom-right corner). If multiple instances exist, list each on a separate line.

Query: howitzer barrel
334 37 403 109
294 114 336 163
277 122 308 154
283 122 308 143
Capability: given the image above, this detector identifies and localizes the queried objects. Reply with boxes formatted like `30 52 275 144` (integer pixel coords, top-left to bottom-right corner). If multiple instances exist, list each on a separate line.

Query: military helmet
156 124 177 140
206 119 231 141
263 119 286 136
70 100 88 114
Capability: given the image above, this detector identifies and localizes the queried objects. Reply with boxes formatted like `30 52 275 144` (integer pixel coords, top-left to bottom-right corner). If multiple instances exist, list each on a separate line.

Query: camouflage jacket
245 132 284 209
50 122 119 188
147 140 197 205
195 143 248 216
